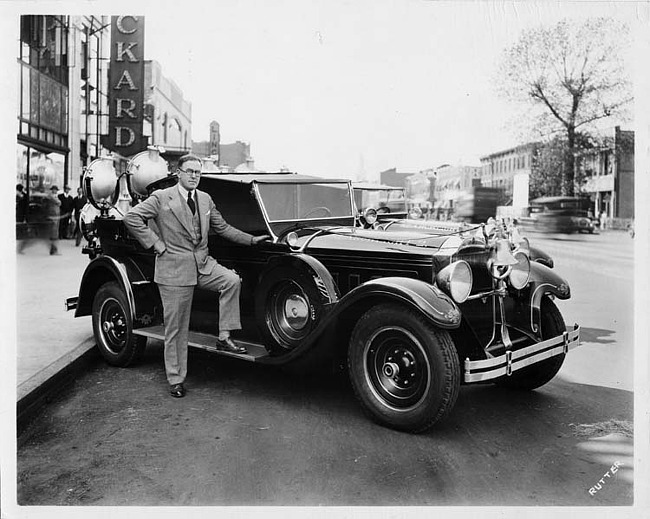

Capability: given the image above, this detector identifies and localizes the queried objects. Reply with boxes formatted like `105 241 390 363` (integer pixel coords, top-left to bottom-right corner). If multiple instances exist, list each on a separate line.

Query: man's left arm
208 199 269 245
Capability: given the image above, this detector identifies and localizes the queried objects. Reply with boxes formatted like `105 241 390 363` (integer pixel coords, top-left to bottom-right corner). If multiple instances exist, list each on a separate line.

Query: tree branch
531 83 569 127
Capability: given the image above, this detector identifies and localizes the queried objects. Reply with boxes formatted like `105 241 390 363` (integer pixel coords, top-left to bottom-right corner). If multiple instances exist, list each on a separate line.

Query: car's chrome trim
463 324 580 383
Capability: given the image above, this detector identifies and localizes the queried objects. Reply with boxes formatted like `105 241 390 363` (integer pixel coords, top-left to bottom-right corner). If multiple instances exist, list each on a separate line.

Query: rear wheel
495 298 566 390
348 304 460 433
92 281 146 367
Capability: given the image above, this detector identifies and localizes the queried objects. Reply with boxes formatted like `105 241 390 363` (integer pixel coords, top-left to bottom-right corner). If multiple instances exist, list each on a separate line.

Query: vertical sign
107 15 145 157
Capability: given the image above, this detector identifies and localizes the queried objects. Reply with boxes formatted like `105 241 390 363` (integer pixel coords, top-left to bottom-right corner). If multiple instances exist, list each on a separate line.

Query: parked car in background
517 196 595 234
68 168 581 433
352 182 408 227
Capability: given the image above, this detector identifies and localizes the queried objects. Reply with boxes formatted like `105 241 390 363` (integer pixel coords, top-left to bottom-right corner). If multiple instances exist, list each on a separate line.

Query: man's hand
153 240 167 256
251 235 272 245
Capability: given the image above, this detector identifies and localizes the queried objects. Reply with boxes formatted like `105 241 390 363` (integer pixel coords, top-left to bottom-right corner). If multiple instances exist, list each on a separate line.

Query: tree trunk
563 126 576 196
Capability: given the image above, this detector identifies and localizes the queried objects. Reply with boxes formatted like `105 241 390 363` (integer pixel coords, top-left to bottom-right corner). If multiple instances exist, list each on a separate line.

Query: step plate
133 325 270 361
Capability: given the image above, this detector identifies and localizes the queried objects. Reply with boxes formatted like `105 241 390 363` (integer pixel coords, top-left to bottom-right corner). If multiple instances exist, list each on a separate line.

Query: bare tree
496 18 632 196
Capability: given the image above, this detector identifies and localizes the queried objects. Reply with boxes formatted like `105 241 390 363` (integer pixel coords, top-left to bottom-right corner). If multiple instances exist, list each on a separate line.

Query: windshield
256 182 354 222
355 188 406 211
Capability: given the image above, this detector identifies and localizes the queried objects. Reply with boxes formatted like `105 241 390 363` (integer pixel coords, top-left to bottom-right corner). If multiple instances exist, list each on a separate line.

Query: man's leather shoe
215 337 248 354
170 383 186 398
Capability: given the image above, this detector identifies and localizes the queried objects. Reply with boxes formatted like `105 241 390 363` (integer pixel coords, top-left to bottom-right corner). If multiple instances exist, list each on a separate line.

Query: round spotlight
286 231 299 247
364 208 378 225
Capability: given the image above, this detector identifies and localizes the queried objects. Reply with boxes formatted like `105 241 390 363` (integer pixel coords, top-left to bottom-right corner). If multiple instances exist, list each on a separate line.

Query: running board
133 325 270 362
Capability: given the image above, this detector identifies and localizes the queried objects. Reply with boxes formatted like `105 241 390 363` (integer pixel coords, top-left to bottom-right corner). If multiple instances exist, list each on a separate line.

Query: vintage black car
67 171 581 433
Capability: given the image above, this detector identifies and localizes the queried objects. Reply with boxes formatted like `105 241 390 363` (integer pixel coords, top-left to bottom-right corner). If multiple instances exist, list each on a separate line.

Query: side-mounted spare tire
92 281 147 367
348 303 460 433
254 266 326 356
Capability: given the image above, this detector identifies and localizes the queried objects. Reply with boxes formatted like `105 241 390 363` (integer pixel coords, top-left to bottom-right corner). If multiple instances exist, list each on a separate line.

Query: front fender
527 261 571 334
332 276 462 329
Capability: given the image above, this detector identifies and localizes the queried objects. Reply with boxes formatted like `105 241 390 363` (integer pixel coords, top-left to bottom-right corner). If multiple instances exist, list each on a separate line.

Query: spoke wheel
92 281 146 367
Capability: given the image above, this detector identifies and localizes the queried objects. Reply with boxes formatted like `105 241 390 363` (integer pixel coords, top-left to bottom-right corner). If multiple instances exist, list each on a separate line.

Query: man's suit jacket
123 186 254 286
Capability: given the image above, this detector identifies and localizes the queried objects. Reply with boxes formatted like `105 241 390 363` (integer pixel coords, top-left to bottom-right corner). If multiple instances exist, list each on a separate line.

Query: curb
17 337 98 435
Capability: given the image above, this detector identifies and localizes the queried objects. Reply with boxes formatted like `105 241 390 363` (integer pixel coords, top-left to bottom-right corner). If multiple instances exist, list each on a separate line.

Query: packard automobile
67 152 581 433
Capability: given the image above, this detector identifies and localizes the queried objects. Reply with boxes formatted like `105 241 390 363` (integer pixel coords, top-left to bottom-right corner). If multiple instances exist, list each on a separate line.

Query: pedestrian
123 154 270 398
45 185 62 255
73 187 87 246
16 184 27 223
16 184 28 248
599 211 607 231
58 185 74 239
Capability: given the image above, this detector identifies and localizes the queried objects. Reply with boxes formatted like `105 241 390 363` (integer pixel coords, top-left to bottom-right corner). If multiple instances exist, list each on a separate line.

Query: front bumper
463 324 581 383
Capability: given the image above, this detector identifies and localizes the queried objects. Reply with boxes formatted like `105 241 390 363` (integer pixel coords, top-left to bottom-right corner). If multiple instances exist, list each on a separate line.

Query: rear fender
74 256 160 327
527 262 571 334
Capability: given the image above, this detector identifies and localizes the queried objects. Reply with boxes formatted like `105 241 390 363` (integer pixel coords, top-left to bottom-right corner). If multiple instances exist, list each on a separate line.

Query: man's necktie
187 191 196 215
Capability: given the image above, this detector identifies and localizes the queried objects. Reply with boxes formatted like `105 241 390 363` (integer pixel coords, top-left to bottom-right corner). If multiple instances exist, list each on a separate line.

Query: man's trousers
157 263 241 385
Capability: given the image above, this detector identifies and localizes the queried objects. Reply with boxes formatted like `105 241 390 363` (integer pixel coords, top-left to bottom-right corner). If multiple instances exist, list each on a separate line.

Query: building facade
17 16 72 197
143 60 192 167
433 164 481 209
17 15 115 199
577 126 634 221
479 143 538 211
379 168 416 189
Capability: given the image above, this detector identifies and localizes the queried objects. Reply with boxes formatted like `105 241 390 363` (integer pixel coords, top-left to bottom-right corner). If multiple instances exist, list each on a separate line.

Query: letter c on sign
117 16 138 34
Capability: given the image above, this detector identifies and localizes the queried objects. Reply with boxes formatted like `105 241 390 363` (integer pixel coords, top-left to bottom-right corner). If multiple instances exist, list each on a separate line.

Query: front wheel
348 304 460 433
92 281 146 367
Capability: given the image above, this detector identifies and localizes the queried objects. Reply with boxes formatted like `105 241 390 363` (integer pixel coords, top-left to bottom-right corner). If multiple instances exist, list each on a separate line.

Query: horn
489 238 518 267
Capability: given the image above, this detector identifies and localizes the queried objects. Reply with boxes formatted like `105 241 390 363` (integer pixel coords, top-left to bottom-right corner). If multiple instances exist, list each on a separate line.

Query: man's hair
177 154 203 169
16 184 24 191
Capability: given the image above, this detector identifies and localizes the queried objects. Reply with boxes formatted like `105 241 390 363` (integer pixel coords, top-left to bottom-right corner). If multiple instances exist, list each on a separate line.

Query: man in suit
58 185 74 239
72 187 87 246
123 154 269 398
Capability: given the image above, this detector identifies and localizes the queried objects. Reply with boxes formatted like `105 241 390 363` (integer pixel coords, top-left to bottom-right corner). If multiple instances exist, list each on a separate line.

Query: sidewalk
16 237 95 403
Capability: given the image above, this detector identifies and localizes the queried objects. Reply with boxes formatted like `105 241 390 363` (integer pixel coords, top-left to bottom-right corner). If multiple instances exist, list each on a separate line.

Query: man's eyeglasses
179 168 201 177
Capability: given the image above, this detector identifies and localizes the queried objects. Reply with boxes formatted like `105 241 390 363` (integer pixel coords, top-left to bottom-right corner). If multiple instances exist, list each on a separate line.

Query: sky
0 1 644 180
134 0 643 180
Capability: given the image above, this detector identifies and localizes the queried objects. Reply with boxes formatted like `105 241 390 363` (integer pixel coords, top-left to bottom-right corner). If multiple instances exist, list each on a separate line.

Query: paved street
530 231 634 392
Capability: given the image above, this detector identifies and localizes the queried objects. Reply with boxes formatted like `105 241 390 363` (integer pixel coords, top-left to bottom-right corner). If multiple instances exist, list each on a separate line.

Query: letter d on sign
115 127 135 147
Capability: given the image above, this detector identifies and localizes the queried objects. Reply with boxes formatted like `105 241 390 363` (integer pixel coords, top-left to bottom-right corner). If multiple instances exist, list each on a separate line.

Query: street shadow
579 327 617 345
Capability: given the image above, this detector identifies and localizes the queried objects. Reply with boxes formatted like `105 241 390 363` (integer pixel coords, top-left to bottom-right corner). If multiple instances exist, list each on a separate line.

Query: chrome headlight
436 260 473 303
364 208 378 225
508 250 531 289
409 206 423 219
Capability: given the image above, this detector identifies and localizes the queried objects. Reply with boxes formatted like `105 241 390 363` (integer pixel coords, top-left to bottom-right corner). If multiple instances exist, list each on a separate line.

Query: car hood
292 226 463 256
